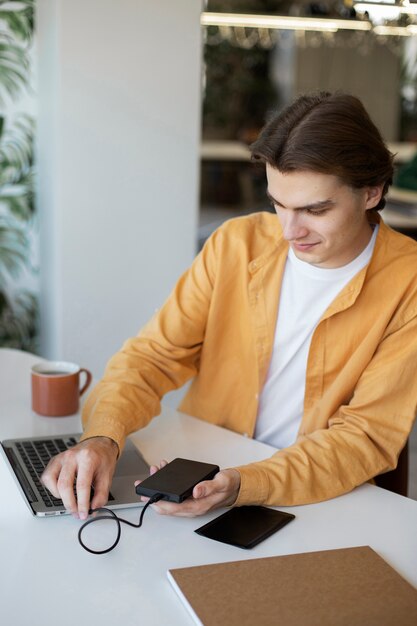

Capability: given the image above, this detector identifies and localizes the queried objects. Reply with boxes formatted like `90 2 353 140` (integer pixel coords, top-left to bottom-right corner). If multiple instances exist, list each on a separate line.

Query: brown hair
251 92 394 211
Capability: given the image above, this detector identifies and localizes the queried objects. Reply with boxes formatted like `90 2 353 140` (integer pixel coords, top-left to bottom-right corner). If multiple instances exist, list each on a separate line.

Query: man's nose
280 211 308 241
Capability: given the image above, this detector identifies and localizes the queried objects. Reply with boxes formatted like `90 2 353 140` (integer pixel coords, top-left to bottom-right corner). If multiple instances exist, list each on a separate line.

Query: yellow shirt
81 212 417 506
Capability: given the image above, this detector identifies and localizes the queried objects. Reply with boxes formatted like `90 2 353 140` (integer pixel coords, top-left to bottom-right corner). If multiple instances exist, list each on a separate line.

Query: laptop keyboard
16 438 114 509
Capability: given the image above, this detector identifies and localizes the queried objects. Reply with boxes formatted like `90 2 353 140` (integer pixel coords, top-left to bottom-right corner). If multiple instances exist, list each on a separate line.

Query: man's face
266 166 383 269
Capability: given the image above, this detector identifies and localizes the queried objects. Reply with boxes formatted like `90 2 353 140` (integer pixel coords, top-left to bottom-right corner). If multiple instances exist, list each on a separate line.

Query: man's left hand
134 461 241 517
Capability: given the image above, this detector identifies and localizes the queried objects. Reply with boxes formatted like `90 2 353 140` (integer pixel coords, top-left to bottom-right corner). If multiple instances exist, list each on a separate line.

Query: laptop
0 433 150 517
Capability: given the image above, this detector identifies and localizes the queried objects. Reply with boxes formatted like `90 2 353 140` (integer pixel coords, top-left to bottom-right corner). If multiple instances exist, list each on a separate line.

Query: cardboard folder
167 546 417 626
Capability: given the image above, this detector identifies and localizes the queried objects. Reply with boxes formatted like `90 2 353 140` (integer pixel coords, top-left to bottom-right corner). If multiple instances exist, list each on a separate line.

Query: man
42 92 417 521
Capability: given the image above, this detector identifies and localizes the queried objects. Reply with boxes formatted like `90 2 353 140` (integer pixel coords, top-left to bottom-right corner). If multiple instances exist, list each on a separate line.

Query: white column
36 0 202 376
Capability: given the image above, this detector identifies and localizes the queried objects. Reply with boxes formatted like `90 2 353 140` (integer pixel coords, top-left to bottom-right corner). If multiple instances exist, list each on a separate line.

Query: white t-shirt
255 225 379 449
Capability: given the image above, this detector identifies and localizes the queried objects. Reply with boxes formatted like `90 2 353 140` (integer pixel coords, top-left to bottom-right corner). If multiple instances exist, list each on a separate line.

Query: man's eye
307 208 328 216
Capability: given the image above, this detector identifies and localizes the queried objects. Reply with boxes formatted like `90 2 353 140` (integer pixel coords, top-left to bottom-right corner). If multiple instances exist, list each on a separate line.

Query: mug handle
79 368 93 397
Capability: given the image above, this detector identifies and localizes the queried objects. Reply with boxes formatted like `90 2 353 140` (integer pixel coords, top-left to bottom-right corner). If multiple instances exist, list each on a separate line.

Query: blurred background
199 0 417 244
0 0 416 495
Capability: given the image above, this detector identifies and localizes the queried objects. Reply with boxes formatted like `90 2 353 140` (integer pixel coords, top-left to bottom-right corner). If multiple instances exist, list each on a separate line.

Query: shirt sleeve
80 230 219 453
235 312 417 506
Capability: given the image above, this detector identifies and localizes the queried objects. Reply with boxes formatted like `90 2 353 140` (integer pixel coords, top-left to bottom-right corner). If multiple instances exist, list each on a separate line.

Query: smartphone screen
195 505 295 549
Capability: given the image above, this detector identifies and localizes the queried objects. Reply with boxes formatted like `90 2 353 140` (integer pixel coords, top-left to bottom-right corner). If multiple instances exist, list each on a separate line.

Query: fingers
57 462 79 517
151 469 241 518
133 463 240 517
150 459 168 475
193 469 240 503
40 437 118 519
193 478 217 500
41 456 64 499
42 454 78 516
134 459 168 487
90 470 112 512
75 445 113 517
75 452 96 520
134 459 168 503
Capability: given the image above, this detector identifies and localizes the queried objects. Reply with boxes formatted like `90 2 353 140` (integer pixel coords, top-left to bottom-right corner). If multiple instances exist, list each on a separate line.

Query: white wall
37 0 202 377
294 34 400 141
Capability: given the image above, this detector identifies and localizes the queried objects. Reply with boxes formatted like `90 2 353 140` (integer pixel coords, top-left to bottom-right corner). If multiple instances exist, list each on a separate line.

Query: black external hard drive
135 458 219 503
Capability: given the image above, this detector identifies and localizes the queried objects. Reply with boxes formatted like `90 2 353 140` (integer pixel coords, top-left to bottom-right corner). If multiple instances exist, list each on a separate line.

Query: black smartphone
135 458 219 503
195 505 295 549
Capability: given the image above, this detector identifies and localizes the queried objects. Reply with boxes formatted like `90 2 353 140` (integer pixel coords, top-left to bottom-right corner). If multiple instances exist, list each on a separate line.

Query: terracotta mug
31 361 92 417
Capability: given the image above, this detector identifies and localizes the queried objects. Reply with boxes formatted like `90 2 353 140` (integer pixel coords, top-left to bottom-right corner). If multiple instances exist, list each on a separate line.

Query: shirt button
255 393 259 400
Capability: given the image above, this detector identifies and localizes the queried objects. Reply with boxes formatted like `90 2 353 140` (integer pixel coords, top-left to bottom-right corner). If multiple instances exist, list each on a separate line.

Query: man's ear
365 185 384 210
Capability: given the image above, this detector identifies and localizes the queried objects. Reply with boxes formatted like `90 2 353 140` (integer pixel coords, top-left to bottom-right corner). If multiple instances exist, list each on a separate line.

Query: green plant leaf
0 0 36 351
0 115 35 288
0 217 27 278
0 38 29 103
0 287 38 351
0 114 34 185
0 4 34 42
0 186 33 220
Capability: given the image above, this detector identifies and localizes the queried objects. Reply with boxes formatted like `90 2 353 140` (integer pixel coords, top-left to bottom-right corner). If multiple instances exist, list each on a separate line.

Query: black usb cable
78 493 164 555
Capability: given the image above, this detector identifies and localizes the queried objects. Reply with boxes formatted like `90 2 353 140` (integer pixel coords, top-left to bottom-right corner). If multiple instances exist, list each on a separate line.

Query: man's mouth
292 242 319 252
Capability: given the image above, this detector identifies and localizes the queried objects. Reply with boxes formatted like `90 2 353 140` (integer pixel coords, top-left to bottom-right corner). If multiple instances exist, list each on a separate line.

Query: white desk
1 349 417 626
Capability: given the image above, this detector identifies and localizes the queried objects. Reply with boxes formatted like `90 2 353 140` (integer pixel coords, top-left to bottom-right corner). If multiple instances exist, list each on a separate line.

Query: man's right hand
41 436 119 520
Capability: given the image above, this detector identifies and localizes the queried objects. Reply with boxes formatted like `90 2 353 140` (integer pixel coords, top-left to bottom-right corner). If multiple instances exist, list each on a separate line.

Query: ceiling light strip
201 12 372 32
